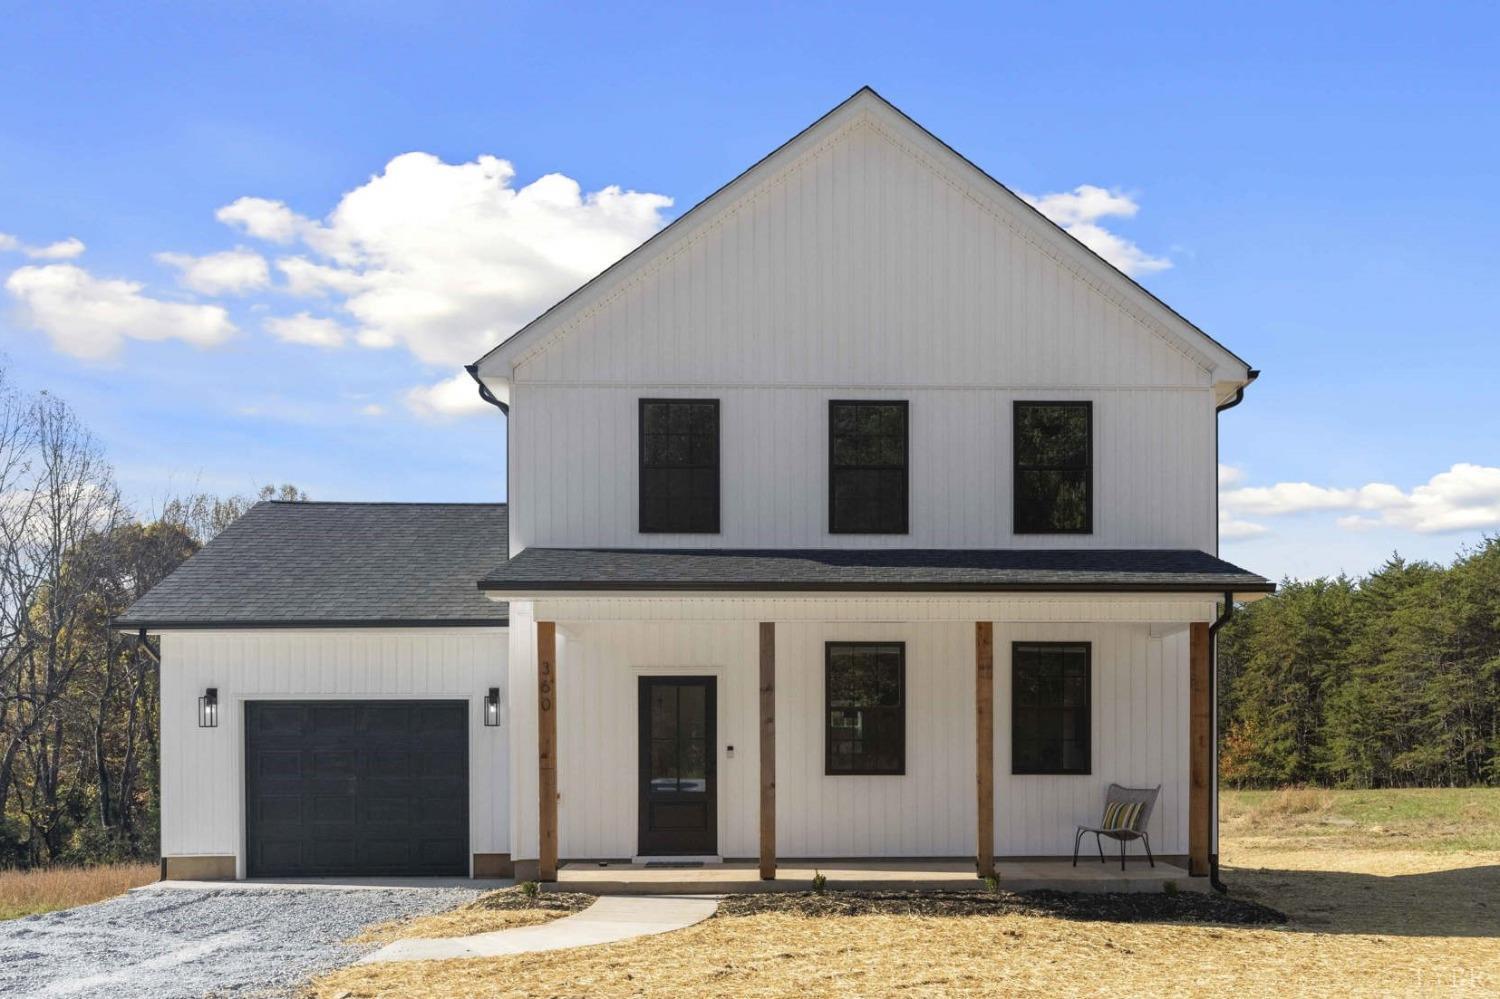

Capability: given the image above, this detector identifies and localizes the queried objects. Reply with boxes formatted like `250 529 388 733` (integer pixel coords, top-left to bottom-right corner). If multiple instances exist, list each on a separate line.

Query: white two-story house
120 88 1270 888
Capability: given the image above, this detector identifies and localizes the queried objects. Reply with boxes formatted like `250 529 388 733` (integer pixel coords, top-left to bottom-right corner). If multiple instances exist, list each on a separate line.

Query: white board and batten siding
159 629 508 878
496 106 1235 556
507 608 1191 861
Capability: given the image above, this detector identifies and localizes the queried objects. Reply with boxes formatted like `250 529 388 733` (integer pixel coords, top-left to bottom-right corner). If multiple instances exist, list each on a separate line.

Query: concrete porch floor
556 858 1205 895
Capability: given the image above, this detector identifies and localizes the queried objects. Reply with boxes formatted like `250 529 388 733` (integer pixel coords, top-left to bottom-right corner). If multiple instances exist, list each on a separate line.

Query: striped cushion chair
1073 784 1160 869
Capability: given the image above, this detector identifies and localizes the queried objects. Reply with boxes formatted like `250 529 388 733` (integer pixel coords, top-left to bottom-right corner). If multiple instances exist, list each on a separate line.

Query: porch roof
478 547 1273 595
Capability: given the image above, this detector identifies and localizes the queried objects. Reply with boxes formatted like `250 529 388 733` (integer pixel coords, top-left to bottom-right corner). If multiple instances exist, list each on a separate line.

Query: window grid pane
825 642 905 774
1011 643 1090 775
829 402 908 534
1014 402 1091 534
640 400 719 533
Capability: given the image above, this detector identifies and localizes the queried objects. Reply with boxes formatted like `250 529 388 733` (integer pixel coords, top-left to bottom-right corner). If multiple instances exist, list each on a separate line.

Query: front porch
555 858 1207 895
505 590 1239 885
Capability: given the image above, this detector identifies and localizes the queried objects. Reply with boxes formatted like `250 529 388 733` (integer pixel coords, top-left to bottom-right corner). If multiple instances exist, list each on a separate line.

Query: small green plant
519 880 540 900
811 870 827 894
1162 880 1179 895
984 875 1000 893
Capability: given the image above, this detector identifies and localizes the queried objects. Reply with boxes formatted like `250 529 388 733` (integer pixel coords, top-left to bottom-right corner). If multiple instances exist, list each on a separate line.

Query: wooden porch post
975 622 995 879
537 620 558 882
1189 621 1210 877
759 622 776 880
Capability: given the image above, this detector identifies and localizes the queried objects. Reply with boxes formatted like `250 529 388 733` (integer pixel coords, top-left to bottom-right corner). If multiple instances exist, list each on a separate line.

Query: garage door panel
245 700 468 877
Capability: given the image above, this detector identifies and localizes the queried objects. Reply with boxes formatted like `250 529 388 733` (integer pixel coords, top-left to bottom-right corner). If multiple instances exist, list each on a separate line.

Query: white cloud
404 371 492 419
5 264 235 359
26 237 86 260
1218 463 1245 487
1220 509 1269 539
263 312 346 348
156 247 270 295
226 152 672 366
1021 185 1171 276
1220 463 1500 534
0 233 87 260
216 197 306 244
359 403 385 417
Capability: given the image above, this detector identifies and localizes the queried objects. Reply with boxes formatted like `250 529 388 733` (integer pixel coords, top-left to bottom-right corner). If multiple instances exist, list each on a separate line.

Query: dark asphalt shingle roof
116 502 509 629
477 547 1274 594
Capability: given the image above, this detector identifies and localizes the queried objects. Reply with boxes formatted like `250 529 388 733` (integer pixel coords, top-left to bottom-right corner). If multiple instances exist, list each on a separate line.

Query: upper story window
828 401 908 534
639 399 720 533
825 641 905 775
1012 642 1091 775
1013 401 1092 534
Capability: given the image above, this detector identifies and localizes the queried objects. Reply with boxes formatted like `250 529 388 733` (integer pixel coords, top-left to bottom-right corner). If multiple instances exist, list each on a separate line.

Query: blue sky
2 1 1497 581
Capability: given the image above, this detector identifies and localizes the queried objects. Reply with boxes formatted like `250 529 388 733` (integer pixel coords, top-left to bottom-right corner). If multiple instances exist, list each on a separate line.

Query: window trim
1010 640 1092 776
827 399 910 535
823 640 907 776
638 398 721 535
1012 400 1093 536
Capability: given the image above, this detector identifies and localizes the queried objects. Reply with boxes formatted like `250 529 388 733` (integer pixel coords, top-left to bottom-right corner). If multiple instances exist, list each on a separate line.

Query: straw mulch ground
350 888 595 944
311 790 1500 998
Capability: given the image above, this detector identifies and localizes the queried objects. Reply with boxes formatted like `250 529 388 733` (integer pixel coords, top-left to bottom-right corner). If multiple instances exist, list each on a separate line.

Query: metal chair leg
1073 828 1085 867
1095 832 1104 863
1142 831 1155 868
1120 835 1127 870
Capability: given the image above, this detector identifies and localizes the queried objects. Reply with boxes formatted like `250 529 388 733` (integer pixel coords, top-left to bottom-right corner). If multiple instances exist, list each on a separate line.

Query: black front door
638 676 717 856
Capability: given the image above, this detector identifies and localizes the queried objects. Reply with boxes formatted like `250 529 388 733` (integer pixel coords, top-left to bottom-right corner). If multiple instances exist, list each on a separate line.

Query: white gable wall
503 116 1219 554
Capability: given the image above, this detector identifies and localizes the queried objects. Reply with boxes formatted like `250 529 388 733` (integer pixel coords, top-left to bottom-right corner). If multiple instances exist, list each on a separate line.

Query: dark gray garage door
245 700 468 877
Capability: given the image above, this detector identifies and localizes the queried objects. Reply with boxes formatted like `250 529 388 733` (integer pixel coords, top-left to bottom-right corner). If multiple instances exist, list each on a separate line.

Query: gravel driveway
0 883 487 999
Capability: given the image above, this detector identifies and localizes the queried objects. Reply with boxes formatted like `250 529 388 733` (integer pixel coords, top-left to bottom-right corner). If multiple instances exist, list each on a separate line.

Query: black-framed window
1011 642 1091 775
1014 401 1092 534
829 400 908 534
825 642 905 775
639 399 720 533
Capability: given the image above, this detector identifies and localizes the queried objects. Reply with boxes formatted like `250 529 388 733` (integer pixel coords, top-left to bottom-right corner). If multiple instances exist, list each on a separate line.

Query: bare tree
0 389 124 859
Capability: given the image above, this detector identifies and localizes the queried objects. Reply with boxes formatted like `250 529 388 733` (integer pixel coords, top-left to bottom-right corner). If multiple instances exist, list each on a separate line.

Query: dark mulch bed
718 889 1286 926
468 887 595 914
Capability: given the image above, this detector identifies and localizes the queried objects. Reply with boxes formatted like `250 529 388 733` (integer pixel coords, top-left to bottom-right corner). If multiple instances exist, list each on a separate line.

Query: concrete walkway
361 895 719 964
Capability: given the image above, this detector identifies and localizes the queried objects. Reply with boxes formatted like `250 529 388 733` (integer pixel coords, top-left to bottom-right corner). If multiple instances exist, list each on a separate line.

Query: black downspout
1206 369 1257 894
466 363 511 562
464 364 509 416
1206 592 1234 893
136 628 160 665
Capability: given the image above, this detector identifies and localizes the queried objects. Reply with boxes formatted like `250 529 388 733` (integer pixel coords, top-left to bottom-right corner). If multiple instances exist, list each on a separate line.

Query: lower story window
825 642 905 775
1011 642 1091 775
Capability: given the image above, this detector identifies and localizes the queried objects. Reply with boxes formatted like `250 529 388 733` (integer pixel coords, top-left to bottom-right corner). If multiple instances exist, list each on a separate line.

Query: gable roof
478 547 1274 595
115 502 509 630
473 86 1254 397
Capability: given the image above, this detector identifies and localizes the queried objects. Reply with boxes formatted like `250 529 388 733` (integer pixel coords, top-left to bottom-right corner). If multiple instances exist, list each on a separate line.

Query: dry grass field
312 788 1500 998
0 862 158 921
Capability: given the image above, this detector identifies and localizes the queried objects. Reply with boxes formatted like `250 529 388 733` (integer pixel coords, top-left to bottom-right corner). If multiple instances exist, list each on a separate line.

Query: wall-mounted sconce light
484 687 501 727
198 687 219 728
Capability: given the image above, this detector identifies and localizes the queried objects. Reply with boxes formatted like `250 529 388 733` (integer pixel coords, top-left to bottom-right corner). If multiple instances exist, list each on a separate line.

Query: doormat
643 862 705 869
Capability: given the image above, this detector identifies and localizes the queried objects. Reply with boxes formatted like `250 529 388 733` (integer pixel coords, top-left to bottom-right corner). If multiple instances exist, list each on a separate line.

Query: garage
245 700 470 878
